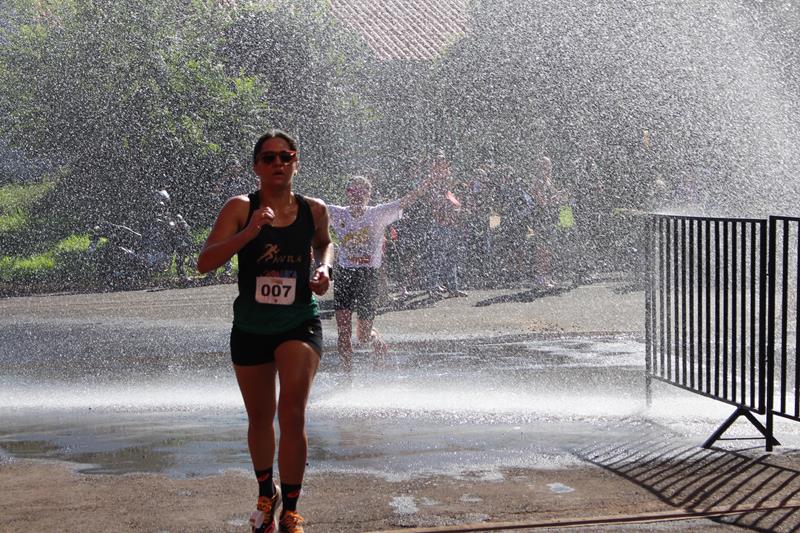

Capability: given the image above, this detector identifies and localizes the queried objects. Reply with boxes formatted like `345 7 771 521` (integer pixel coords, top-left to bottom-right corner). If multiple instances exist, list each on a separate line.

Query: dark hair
252 129 298 164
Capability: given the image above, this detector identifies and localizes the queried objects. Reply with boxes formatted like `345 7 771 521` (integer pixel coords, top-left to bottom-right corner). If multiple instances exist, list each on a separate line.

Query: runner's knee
277 403 306 433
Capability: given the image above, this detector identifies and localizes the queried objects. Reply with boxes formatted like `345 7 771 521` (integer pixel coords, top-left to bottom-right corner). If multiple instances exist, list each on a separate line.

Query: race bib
255 276 296 305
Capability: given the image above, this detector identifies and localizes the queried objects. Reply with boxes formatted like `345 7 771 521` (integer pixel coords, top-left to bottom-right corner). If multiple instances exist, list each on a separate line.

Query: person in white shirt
328 174 432 369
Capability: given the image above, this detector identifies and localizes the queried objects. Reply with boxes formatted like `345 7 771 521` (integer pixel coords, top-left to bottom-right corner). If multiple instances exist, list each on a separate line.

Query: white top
328 200 403 268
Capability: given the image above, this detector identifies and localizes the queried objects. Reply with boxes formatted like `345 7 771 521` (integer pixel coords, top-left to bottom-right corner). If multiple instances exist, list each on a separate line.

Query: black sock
255 468 275 498
281 483 302 512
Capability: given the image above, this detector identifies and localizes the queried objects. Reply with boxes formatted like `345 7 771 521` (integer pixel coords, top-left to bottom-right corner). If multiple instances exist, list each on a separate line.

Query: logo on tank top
257 244 303 265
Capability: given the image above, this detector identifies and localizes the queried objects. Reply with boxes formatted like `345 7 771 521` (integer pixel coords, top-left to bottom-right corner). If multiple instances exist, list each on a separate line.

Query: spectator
572 138 613 281
530 156 569 287
390 159 431 295
461 165 494 286
424 152 467 298
495 165 534 283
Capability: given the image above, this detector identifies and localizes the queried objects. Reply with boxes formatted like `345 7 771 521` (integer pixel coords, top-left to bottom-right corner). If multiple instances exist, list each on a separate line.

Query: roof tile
330 0 468 61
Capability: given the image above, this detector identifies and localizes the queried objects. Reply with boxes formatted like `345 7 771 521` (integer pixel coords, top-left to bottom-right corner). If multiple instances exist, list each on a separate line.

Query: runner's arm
308 198 333 294
196 196 260 274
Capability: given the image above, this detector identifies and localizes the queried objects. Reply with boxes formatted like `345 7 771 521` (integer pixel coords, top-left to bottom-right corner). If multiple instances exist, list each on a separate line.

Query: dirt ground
4 441 800 532
0 459 677 532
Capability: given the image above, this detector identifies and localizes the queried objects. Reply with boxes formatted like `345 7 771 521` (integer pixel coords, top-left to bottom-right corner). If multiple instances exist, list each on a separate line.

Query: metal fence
768 216 800 440
645 214 788 450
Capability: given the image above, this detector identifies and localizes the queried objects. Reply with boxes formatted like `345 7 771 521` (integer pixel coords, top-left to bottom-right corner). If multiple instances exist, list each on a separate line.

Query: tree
217 0 375 199
433 0 800 213
0 0 376 255
0 0 268 243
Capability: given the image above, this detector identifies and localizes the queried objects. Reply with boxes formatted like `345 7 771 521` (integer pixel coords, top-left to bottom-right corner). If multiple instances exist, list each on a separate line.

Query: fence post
766 217 776 452
645 215 653 407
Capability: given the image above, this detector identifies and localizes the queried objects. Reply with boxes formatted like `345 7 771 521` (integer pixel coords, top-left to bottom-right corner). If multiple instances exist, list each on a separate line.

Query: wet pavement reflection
2 332 762 479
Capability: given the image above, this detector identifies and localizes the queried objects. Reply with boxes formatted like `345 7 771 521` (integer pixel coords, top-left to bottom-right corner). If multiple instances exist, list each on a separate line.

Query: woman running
328 174 432 368
197 129 332 533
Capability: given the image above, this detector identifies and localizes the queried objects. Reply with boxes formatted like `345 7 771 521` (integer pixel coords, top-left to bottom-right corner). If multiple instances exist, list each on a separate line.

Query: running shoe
278 510 306 533
250 485 281 533
371 331 388 358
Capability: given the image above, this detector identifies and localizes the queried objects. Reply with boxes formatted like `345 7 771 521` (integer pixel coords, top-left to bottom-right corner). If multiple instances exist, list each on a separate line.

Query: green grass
0 181 56 233
0 181 240 288
54 233 91 253
0 252 55 281
0 252 55 271
0 219 236 288
0 210 27 232
0 180 74 283
55 233 90 253
0 233 91 282
193 226 210 245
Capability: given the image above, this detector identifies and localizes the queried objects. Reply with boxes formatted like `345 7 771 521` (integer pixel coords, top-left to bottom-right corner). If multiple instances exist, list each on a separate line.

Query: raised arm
399 174 436 209
196 196 271 274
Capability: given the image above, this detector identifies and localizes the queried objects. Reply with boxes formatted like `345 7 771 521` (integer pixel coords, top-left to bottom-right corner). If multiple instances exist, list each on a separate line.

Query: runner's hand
309 265 331 295
245 207 275 236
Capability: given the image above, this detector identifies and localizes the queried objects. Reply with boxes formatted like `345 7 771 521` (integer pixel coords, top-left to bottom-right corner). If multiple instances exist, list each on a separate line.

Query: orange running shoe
249 485 281 533
278 510 306 533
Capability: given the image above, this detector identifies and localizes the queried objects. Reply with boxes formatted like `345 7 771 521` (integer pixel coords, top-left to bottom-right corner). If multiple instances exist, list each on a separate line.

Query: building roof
329 0 470 61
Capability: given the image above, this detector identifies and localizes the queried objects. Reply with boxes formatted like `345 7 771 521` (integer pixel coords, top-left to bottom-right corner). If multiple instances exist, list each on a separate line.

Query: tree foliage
433 0 800 211
0 0 373 251
217 0 374 197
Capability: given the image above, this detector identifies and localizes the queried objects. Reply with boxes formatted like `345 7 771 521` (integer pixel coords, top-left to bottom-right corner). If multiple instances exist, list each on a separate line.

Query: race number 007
255 276 296 305
262 283 291 298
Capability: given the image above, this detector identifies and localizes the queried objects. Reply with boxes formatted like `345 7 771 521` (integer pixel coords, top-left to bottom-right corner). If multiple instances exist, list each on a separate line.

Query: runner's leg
335 309 354 367
356 317 388 359
354 268 387 360
233 363 278 470
274 341 319 508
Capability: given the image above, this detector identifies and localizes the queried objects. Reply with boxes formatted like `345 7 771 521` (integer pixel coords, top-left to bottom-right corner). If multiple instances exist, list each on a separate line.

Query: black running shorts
230 317 323 366
333 266 380 321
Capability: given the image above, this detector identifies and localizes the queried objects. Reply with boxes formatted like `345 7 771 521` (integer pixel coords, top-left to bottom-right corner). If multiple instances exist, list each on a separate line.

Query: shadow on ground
574 419 800 532
473 284 573 307
318 285 581 320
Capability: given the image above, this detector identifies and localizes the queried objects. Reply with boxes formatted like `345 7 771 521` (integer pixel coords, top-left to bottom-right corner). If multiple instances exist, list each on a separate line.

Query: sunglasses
257 150 297 164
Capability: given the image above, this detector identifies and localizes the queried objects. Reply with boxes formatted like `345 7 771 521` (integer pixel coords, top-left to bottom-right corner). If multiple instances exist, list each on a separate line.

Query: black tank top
232 192 319 334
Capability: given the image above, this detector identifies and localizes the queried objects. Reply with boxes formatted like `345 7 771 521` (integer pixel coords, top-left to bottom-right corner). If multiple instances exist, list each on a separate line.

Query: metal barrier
767 216 800 451
645 214 780 450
